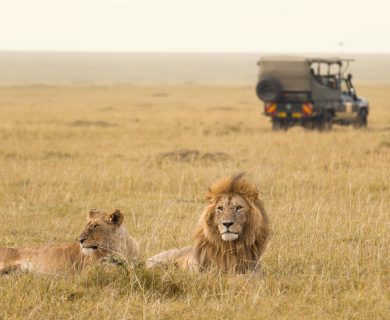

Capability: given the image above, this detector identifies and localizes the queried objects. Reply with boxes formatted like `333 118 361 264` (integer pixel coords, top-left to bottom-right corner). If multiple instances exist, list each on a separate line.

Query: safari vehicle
255 56 369 131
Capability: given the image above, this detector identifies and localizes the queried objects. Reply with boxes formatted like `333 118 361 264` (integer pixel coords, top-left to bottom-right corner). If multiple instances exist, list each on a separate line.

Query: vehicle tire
313 117 322 131
354 109 368 128
315 112 333 132
256 77 282 102
272 119 282 131
323 111 333 131
303 120 315 130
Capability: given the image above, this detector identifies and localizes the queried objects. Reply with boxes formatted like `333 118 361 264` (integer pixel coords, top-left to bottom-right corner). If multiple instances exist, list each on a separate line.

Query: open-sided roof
308 57 354 65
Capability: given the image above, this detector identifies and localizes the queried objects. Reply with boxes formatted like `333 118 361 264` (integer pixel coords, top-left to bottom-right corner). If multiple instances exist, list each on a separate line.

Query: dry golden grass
0 84 389 319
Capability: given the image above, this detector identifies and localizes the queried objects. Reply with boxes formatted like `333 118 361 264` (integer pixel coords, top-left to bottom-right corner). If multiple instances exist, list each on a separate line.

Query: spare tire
256 77 282 102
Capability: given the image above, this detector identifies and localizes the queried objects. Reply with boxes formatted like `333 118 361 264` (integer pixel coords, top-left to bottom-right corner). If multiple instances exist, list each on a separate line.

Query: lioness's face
214 194 249 241
78 209 123 256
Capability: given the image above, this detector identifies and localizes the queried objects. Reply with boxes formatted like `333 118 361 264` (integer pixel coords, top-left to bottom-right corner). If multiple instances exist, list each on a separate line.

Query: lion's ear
251 188 259 201
206 187 214 203
105 209 124 226
88 209 104 220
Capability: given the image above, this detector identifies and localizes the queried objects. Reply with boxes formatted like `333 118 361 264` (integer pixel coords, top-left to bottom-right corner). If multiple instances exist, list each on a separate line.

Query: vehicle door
338 78 358 119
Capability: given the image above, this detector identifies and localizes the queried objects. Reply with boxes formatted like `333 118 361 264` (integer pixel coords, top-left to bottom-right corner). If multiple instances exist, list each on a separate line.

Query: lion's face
214 194 249 241
78 209 124 256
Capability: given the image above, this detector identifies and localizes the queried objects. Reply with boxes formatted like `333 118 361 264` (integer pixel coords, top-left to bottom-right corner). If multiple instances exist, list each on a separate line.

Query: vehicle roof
257 55 354 91
258 55 308 64
258 55 354 65
309 57 354 65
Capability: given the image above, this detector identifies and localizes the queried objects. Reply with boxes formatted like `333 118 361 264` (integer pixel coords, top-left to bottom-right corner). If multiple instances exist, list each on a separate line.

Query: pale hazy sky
1 0 389 53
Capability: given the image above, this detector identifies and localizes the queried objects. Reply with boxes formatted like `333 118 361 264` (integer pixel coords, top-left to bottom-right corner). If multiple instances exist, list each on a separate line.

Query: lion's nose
79 237 86 244
222 221 234 229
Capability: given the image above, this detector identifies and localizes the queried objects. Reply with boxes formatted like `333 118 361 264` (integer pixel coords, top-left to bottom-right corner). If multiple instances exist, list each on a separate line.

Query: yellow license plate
292 113 302 118
277 112 287 118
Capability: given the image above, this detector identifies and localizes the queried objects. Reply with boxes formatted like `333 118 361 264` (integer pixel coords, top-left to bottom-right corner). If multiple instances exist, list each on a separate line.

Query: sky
0 0 389 53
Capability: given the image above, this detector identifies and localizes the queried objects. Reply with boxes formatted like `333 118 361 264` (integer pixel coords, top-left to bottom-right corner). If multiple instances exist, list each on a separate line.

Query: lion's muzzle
221 232 239 241
219 221 240 241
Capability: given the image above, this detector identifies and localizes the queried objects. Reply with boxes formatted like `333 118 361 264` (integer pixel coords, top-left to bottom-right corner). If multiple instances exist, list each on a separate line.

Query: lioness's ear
88 208 103 220
105 209 124 226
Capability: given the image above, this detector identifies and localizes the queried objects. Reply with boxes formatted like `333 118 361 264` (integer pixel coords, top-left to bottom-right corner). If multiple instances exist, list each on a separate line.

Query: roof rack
308 58 354 65
308 57 354 75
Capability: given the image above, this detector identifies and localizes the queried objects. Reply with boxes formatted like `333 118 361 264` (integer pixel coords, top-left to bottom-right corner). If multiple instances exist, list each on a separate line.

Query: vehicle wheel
272 119 282 131
354 109 368 128
315 112 333 132
314 117 323 131
303 120 315 130
323 111 333 131
256 77 282 102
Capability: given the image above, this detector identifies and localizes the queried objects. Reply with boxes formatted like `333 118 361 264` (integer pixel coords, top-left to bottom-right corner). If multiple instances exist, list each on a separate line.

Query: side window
327 77 338 90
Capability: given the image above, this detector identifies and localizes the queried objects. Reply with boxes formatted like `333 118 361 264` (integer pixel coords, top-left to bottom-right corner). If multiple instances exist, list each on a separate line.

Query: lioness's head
78 209 124 256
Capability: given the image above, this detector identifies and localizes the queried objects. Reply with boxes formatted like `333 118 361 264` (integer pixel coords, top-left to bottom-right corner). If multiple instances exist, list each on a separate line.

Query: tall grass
0 85 389 319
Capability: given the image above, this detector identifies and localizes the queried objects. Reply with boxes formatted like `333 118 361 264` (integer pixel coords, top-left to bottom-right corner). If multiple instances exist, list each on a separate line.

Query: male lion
0 209 139 275
147 174 270 273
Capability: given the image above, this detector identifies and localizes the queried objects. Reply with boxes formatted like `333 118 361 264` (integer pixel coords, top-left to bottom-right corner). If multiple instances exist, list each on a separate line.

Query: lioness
0 209 139 275
147 174 270 273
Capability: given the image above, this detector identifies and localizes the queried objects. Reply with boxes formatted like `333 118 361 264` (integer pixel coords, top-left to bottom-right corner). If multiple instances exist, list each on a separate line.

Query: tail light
302 103 313 116
265 103 276 114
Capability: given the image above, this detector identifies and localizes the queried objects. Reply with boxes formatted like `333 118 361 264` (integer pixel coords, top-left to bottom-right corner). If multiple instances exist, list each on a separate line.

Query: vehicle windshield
341 79 349 93
341 78 356 96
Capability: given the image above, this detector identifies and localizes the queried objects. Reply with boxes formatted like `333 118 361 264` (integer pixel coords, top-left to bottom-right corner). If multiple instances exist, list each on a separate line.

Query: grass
0 84 389 319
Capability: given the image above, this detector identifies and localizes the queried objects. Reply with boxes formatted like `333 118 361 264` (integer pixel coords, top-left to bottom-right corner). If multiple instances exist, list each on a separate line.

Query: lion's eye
236 206 242 211
217 206 223 212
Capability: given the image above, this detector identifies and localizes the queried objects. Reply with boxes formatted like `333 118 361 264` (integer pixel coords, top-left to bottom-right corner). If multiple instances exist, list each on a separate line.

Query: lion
146 174 270 273
0 209 140 275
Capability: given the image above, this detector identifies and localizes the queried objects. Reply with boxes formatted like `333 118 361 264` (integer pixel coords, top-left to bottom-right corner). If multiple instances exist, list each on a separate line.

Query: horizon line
1 50 390 55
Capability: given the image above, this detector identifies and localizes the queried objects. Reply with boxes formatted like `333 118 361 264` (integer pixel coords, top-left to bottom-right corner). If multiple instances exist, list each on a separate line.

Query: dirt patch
44 151 74 159
157 149 229 163
99 106 116 112
0 151 21 159
69 120 119 127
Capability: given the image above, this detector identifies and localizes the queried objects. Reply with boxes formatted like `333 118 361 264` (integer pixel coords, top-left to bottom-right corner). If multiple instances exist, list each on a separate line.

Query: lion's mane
192 174 270 273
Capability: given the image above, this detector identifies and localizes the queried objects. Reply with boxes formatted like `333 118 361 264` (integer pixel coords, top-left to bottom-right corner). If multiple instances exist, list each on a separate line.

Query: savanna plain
0 84 389 319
